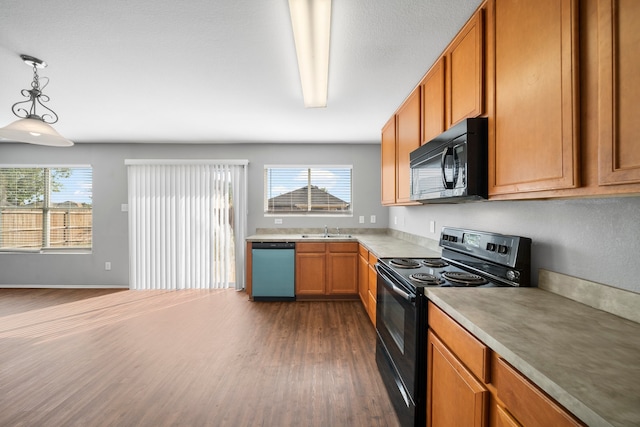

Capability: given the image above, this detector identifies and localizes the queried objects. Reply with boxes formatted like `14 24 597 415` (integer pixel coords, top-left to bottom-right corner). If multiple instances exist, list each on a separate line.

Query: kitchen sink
300 234 353 239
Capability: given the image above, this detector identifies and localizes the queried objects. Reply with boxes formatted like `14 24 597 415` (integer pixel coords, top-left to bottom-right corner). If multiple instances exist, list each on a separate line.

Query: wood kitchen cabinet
446 8 484 128
395 87 421 204
597 0 640 186
427 302 585 427
381 86 421 206
367 252 377 326
492 355 585 427
421 57 446 143
381 116 396 205
358 245 369 308
295 243 326 295
427 302 489 427
357 244 378 326
487 0 580 196
295 242 358 298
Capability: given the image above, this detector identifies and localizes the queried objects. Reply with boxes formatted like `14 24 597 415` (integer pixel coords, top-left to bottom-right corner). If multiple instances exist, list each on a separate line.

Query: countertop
426 287 640 427
246 232 441 259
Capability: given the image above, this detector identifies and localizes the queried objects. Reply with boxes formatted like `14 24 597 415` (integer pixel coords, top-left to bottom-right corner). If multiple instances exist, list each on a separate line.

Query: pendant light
0 54 73 147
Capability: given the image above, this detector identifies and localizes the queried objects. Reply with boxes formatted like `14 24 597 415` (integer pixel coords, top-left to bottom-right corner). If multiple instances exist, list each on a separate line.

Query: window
0 166 92 251
264 166 352 215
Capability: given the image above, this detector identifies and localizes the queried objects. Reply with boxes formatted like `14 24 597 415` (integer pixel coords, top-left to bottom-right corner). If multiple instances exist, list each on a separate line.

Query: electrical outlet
429 221 436 233
370 215 376 224
121 204 128 212
274 218 283 224
105 262 111 271
394 216 397 225
359 216 365 224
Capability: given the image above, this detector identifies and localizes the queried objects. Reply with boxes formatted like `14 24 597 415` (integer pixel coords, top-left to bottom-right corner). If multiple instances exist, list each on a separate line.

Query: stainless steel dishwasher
251 242 295 301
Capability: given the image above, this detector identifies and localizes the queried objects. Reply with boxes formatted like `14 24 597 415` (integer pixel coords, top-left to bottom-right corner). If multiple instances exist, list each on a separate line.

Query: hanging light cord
11 61 59 124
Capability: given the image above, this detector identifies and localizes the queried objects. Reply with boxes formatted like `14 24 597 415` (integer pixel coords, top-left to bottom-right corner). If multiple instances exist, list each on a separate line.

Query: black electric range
375 227 531 427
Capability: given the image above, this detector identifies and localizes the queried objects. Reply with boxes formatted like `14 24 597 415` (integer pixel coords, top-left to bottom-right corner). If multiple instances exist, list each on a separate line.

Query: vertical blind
126 160 247 290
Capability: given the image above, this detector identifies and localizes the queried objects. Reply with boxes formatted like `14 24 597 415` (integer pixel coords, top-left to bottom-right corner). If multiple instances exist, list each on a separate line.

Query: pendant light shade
0 118 73 147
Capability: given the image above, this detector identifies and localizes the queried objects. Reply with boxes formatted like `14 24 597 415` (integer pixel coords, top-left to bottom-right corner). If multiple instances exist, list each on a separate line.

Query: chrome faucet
336 227 340 236
324 225 328 237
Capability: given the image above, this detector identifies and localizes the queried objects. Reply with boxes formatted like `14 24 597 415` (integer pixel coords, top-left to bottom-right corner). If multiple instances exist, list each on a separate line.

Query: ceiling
1 0 481 144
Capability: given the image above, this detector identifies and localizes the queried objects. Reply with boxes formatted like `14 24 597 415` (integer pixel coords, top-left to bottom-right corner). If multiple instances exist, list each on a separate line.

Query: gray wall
0 142 385 287
389 197 640 294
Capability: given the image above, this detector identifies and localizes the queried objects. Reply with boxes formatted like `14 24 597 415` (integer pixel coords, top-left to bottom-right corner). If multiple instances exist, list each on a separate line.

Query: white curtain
126 160 248 290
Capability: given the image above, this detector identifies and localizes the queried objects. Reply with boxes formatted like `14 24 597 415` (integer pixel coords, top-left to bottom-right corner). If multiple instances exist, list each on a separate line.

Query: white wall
389 197 640 294
0 142 385 287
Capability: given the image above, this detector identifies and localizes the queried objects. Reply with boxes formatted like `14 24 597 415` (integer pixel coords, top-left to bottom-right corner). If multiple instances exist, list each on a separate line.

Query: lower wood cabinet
357 244 378 326
427 330 489 427
296 242 358 298
427 302 585 427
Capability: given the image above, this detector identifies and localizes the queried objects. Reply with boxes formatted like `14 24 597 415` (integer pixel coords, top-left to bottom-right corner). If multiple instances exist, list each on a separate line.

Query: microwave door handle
441 146 460 189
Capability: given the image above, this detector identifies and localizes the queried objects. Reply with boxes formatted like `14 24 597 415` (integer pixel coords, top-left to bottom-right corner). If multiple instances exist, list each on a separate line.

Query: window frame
0 164 93 254
263 165 353 217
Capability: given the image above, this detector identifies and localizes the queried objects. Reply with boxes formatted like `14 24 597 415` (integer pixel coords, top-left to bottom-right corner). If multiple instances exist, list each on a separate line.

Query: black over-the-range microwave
409 117 488 203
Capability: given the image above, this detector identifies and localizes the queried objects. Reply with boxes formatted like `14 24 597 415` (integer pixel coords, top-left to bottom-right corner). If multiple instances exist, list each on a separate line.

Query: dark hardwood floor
0 289 400 426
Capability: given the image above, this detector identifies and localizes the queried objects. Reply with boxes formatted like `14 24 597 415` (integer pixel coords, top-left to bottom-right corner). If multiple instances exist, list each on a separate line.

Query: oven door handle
376 264 416 302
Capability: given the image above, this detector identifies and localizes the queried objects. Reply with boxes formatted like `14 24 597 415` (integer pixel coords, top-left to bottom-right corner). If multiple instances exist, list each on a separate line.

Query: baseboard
0 284 129 289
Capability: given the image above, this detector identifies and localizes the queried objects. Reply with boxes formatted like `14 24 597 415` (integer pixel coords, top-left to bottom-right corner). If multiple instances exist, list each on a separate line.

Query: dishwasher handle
252 242 295 249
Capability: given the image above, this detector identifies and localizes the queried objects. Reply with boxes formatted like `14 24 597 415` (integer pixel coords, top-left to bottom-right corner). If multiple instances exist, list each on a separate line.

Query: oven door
375 264 418 425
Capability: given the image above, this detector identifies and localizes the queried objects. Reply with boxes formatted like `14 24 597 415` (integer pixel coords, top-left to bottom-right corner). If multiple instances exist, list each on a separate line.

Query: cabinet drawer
328 242 358 253
368 252 377 265
296 242 325 253
428 302 490 382
494 357 584 427
358 244 368 258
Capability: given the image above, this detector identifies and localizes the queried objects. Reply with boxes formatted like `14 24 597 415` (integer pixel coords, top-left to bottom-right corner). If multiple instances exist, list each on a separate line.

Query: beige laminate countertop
246 233 441 259
427 287 640 427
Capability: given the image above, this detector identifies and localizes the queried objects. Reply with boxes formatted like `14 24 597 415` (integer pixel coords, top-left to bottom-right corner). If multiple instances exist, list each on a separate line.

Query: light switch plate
359 216 365 224
274 218 283 224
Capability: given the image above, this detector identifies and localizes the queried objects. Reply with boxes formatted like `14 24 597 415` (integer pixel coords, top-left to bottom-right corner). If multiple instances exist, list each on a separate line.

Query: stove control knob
486 243 497 252
498 245 509 254
507 270 520 282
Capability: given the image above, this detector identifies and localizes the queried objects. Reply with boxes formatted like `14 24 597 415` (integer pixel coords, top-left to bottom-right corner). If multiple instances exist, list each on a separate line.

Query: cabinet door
427 330 488 427
358 251 369 308
422 57 446 143
327 251 358 295
367 260 377 326
396 87 421 204
598 0 640 185
381 116 397 205
447 9 484 127
489 0 579 195
295 252 326 295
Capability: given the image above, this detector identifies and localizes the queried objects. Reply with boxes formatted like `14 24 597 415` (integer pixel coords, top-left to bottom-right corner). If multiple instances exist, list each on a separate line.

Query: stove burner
409 273 443 285
422 258 448 268
442 271 488 286
389 258 421 269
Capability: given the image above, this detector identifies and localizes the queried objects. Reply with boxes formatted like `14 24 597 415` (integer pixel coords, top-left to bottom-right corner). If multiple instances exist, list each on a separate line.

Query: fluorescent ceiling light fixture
288 0 332 108
0 54 73 147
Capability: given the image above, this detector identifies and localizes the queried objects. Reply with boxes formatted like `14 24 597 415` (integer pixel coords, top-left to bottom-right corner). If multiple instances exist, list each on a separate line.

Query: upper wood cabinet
381 116 396 205
597 0 640 186
421 57 446 143
488 0 580 195
396 87 421 204
446 9 485 128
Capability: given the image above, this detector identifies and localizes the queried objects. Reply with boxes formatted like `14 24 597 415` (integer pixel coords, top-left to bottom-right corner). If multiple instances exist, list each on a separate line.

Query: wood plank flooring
0 289 400 427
